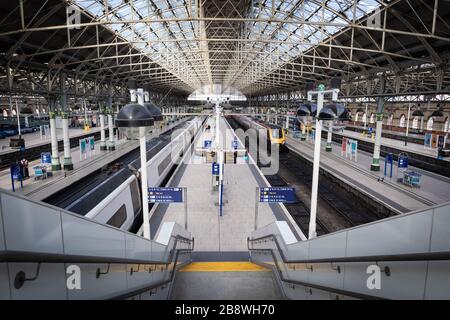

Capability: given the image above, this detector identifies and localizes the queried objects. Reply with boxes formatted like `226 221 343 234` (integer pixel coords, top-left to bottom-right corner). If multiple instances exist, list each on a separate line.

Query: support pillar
60 72 73 171
100 111 107 151
49 109 61 171
107 97 115 151
61 110 73 171
107 113 115 151
371 77 385 171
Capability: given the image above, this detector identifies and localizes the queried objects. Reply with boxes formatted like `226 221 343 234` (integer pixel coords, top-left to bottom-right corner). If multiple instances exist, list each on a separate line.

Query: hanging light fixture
431 104 444 117
296 102 317 124
318 103 351 121
116 103 154 140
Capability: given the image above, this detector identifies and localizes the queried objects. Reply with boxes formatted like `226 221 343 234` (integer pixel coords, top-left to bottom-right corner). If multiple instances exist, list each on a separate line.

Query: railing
248 201 450 300
2 235 194 299
0 189 194 300
248 235 450 300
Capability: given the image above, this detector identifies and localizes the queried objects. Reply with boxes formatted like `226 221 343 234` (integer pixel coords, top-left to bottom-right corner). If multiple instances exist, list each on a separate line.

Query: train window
272 129 281 139
106 204 127 228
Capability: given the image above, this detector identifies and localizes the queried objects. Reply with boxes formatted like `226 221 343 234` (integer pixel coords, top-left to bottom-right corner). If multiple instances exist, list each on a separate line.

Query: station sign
148 187 183 203
384 153 394 178
212 162 220 175
385 153 393 164
41 152 51 164
204 140 212 148
259 187 296 203
232 139 238 150
398 155 409 168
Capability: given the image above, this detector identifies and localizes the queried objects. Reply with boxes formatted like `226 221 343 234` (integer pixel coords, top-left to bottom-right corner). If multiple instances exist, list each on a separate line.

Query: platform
285 134 436 213
0 119 188 201
0 127 102 155
315 132 450 204
339 129 449 162
149 116 303 252
345 124 450 148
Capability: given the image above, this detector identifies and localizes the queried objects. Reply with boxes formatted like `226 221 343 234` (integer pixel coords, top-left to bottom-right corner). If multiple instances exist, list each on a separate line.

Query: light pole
116 95 154 239
15 101 21 138
214 101 225 217
304 86 340 239
99 102 107 151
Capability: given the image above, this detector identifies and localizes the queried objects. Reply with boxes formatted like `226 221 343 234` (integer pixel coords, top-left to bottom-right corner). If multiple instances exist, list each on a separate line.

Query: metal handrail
1 235 194 265
110 248 190 300
3 235 194 299
248 234 450 264
248 235 450 300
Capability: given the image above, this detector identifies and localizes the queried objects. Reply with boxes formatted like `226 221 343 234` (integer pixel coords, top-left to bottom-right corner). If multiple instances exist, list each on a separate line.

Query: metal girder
0 0 449 103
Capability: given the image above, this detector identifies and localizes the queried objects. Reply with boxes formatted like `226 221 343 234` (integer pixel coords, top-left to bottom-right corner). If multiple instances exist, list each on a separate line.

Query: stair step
171 269 281 300
180 262 269 272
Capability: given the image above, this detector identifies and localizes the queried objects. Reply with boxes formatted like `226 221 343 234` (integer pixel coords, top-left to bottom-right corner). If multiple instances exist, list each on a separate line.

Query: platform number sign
148 187 183 203
385 153 393 164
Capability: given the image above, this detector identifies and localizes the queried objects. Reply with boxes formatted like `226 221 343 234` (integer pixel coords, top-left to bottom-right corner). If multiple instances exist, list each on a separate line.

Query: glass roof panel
72 0 383 90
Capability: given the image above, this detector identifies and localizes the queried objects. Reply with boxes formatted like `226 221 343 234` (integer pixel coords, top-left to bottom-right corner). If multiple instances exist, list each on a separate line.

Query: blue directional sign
398 156 409 168
204 140 212 148
232 139 238 150
385 153 393 164
259 187 296 203
148 187 183 203
41 152 51 164
212 162 220 175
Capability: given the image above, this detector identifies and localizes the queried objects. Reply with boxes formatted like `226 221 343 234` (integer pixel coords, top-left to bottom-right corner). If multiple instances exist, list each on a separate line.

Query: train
44 117 204 232
230 115 287 147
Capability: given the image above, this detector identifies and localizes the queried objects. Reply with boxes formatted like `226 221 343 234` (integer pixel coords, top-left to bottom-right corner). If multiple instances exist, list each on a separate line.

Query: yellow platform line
180 262 269 272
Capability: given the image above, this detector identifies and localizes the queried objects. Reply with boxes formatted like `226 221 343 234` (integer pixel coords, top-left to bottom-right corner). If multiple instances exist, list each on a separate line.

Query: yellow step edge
180 262 270 272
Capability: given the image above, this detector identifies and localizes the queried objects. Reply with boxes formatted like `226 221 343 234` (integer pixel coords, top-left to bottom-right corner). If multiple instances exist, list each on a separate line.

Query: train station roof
0 1 449 99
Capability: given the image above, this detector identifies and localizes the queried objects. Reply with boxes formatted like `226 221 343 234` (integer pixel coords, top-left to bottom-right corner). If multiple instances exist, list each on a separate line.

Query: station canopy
0 1 449 100
74 0 381 95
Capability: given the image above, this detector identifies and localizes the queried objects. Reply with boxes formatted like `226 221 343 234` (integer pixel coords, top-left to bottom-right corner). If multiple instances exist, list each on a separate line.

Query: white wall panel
2 194 63 254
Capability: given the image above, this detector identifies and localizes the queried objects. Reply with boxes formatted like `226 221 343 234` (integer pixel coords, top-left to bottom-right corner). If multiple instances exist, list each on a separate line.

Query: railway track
228 116 384 233
279 152 377 226
264 172 329 236
228 116 377 235
42 123 185 207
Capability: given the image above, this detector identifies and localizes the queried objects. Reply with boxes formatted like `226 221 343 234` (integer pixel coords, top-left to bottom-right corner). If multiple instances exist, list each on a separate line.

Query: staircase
171 262 282 300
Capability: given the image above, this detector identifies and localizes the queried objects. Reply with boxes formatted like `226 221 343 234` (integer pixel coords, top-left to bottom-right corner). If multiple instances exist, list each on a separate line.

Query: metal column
60 89 73 171
371 76 385 171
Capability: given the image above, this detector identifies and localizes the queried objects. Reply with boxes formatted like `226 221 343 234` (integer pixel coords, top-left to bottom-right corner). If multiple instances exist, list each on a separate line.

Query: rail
247 235 450 300
287 137 435 210
1 235 194 300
